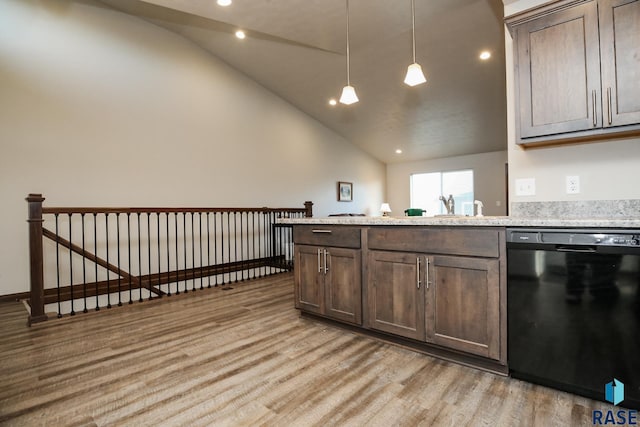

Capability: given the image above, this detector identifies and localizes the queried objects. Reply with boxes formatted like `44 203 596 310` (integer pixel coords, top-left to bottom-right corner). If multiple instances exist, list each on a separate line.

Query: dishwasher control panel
507 229 640 247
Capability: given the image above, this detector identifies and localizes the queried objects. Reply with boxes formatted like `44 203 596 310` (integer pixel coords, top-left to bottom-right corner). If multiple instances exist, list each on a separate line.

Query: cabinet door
294 245 323 315
426 256 500 360
325 248 362 325
599 0 640 127
367 251 425 341
515 1 601 138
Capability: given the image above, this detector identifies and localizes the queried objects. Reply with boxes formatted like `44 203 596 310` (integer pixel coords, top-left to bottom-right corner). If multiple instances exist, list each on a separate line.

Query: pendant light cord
411 0 416 63
346 0 351 85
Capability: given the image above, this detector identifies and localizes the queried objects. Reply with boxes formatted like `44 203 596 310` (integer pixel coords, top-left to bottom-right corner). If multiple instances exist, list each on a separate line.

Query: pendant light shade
404 0 426 87
340 0 358 105
404 63 427 86
340 85 359 105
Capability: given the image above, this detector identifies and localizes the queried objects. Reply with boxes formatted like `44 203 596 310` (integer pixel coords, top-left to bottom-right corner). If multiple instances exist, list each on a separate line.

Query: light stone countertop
277 216 640 229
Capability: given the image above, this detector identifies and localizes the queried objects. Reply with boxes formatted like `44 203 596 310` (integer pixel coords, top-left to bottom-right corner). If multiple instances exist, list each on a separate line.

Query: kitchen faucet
439 194 455 215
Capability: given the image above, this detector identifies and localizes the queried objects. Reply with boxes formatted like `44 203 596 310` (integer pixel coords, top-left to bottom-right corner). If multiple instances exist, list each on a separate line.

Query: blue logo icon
605 379 624 406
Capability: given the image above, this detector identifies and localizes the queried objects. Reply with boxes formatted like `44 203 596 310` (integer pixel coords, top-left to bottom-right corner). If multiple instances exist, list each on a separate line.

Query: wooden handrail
42 207 308 215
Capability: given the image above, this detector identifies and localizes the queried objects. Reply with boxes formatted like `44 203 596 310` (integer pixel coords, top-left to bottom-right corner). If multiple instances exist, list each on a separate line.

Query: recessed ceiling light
479 51 491 60
395 149 403 154
328 99 337 106
217 0 232 6
235 30 246 40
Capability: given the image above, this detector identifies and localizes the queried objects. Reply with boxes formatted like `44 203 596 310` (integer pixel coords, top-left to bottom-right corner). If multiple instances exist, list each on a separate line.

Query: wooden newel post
26 193 47 325
304 201 313 218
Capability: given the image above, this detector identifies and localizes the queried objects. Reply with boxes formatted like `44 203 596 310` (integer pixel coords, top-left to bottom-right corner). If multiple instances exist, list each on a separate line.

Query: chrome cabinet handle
416 257 421 289
317 248 322 273
312 229 332 234
607 87 612 125
426 258 431 289
324 249 329 274
592 90 597 127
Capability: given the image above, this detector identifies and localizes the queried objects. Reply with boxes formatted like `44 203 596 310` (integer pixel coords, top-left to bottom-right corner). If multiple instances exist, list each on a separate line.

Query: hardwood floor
0 273 609 426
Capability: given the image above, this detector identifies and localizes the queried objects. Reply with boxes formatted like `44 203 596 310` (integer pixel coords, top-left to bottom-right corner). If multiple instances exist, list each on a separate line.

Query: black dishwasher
507 228 640 409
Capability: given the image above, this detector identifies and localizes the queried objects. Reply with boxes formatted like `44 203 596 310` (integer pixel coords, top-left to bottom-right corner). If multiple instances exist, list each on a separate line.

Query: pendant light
339 0 359 105
404 0 427 86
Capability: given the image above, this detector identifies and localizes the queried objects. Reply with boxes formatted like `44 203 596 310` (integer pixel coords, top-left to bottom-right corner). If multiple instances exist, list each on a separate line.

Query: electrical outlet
566 176 580 194
515 178 536 196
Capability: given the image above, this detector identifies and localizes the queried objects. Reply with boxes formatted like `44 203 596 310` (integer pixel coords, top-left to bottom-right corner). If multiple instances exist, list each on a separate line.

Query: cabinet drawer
293 225 361 249
368 227 501 258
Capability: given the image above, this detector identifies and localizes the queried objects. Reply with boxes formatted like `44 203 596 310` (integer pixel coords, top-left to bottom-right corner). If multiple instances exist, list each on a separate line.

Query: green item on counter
404 208 426 216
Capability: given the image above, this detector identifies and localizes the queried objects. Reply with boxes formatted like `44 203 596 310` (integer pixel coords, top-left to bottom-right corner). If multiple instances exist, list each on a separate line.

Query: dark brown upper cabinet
600 0 640 128
507 0 640 146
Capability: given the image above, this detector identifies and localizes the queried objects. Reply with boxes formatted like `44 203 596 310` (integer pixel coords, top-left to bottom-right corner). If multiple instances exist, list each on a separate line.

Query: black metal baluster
234 211 238 283
264 212 273 276
248 211 253 280
279 214 284 270
55 214 61 318
244 212 248 280
263 212 269 276
206 212 211 288
137 213 143 303
236 212 244 281
258 211 263 278
183 212 188 293
274 214 279 270
157 212 161 298
288 221 294 270
190 212 195 291
249 212 254 278
227 212 231 285
117 213 122 307
94 213 99 311
199 212 203 290
251 211 260 279
280 217 285 270
105 213 111 309
147 213 152 300
270 211 275 275
274 213 279 271
175 212 180 295
166 212 171 296
127 213 133 304
68 213 75 316
214 212 218 287
81 213 87 313
265 211 270 276
245 211 250 280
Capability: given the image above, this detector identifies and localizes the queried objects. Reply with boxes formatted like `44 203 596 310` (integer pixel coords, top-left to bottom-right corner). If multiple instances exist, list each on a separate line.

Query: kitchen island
279 215 640 375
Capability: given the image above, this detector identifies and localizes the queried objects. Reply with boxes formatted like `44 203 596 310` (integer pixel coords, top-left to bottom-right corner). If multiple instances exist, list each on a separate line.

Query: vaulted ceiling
101 0 507 164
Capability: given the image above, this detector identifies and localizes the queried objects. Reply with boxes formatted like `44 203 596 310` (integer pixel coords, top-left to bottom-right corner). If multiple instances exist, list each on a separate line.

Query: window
410 170 474 216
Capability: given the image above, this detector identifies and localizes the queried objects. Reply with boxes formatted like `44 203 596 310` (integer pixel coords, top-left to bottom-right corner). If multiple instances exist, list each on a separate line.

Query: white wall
504 0 640 203
386 151 508 217
0 0 385 295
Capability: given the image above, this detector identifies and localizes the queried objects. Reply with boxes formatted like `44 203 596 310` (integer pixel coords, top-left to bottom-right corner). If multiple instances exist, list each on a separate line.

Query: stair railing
26 194 313 325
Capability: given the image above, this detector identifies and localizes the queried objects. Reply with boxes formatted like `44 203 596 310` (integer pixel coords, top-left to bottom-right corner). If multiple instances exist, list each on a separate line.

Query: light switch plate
515 178 536 196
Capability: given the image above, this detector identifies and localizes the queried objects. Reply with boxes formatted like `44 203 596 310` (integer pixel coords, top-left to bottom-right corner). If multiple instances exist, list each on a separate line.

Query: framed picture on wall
338 181 353 202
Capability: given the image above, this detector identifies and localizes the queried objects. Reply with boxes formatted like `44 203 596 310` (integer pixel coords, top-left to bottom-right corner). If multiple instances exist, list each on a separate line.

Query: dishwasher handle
556 245 597 253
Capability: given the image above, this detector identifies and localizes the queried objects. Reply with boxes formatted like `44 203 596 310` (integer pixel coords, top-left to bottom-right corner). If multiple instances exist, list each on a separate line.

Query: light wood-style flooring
0 273 609 426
